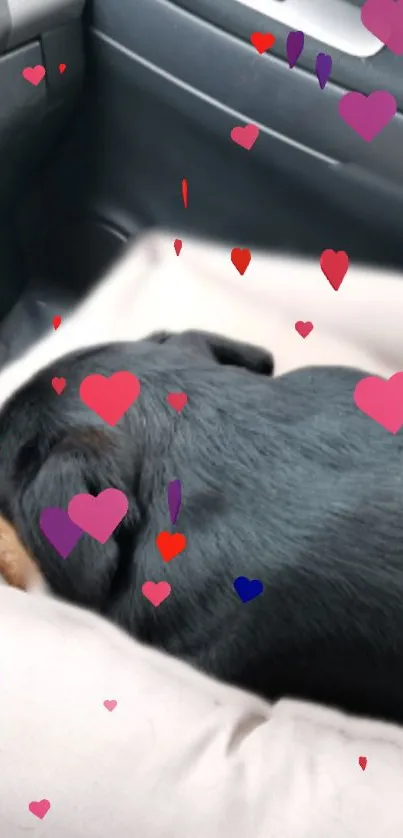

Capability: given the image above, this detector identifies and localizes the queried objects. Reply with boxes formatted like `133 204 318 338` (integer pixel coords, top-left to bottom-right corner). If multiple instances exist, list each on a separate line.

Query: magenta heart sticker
361 0 403 56
40 507 84 558
67 488 129 543
338 90 397 142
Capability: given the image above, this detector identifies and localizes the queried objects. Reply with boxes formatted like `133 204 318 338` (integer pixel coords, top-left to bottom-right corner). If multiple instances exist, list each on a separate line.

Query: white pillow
1 585 403 838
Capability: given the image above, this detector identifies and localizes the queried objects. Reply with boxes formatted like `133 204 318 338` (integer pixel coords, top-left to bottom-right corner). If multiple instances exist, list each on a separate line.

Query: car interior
0 0 399 370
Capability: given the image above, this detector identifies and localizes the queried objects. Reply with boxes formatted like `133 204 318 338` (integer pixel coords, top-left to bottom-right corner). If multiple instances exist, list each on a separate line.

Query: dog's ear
13 428 139 609
148 330 274 376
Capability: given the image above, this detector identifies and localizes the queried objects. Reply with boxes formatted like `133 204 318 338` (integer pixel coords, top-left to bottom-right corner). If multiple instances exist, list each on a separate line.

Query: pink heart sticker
29 799 51 819
103 699 118 712
67 488 129 543
22 65 46 86
353 371 403 433
230 124 260 150
142 580 172 607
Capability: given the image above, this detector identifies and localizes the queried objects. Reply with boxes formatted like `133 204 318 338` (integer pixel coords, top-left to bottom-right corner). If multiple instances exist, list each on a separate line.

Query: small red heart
29 799 51 820
174 238 182 256
295 320 314 338
250 32 276 54
59 63 67 74
231 247 251 275
52 315 62 330
103 699 117 712
22 65 46 86
358 756 367 771
79 371 141 426
320 249 349 291
167 392 188 412
156 531 187 563
51 377 66 395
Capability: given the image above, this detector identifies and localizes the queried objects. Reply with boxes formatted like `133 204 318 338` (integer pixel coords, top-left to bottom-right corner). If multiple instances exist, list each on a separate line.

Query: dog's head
0 330 273 608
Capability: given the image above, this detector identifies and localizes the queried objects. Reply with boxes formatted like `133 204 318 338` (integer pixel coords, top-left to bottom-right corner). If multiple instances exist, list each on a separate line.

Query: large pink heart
353 371 403 433
67 488 129 544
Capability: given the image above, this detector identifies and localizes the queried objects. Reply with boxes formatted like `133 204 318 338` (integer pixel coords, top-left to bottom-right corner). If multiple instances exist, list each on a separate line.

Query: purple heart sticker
316 52 332 89
40 507 84 558
286 30 305 68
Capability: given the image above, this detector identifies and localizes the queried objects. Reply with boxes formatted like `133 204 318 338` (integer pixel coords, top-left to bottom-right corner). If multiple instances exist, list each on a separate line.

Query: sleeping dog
0 329 401 723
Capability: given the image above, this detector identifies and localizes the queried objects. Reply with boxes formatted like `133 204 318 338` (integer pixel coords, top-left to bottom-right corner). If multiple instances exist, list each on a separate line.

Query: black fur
0 330 402 723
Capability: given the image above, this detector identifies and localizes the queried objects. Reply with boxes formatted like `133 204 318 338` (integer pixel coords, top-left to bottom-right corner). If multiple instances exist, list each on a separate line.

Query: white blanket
1 584 403 838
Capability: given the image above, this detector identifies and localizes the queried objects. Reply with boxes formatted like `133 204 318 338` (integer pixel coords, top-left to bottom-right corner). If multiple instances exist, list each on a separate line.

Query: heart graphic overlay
295 321 314 339
354 371 403 434
68 488 129 544
230 124 260 150
286 30 305 67
40 507 83 559
231 248 252 275
103 699 118 712
29 799 51 819
316 53 332 89
79 371 140 426
338 90 397 142
166 392 188 412
51 377 66 395
156 531 187 562
167 479 182 524
234 576 264 603
320 249 349 290
361 0 403 55
250 32 276 53
22 65 46 86
142 580 172 606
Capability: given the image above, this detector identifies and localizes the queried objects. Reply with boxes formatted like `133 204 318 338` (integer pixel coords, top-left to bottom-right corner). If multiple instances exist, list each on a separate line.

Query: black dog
0 329 402 723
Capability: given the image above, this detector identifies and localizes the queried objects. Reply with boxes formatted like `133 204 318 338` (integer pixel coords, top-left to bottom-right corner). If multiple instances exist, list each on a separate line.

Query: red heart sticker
52 315 62 330
156 531 187 562
320 249 349 290
51 377 66 395
174 238 182 256
79 371 140 426
231 247 252 275
358 756 367 771
22 65 46 86
250 32 276 54
295 320 314 338
59 63 67 74
166 392 188 412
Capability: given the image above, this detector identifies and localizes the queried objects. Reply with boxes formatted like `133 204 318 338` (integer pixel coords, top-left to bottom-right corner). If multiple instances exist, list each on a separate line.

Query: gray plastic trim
6 0 85 48
90 0 403 187
234 0 383 58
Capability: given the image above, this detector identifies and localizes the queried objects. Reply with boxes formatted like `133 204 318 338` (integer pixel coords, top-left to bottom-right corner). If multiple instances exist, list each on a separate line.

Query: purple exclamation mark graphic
286 30 305 68
167 480 182 525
